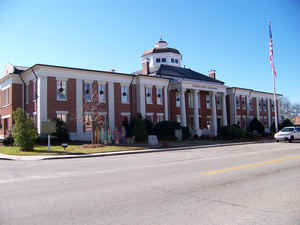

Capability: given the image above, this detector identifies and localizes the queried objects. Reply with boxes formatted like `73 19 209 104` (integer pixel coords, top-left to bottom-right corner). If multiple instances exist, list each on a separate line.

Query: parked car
274 126 300 142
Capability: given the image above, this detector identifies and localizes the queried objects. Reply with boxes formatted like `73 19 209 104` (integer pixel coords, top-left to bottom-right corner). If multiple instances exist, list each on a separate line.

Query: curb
0 140 274 161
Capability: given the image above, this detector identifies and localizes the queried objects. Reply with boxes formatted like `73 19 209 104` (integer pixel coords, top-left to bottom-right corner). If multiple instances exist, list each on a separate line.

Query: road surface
0 142 300 225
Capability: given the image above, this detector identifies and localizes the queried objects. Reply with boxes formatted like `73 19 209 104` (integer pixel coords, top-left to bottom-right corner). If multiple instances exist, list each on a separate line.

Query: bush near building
248 118 265 135
154 121 181 141
218 125 246 140
12 108 37 151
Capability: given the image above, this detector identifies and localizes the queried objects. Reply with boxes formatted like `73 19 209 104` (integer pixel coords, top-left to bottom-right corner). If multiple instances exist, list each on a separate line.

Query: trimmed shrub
218 125 246 139
12 108 37 150
131 114 147 142
154 121 181 141
248 118 265 135
52 119 69 143
3 135 14 146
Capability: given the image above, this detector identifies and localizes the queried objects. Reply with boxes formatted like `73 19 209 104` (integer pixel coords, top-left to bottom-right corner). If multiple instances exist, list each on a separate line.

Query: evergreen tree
13 108 37 150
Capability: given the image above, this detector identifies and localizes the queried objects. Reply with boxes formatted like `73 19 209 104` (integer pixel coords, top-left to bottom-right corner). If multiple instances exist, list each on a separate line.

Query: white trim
1 84 10 91
1 114 11 119
146 112 154 116
56 111 69 114
157 113 164 116
121 112 131 116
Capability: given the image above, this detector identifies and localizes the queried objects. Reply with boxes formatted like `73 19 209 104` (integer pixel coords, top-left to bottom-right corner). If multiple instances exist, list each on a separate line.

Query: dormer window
175 59 179 64
171 58 174 63
156 58 161 63
162 58 166 63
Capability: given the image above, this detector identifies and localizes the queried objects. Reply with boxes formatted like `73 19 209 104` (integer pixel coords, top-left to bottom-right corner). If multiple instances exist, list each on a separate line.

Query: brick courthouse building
0 39 282 140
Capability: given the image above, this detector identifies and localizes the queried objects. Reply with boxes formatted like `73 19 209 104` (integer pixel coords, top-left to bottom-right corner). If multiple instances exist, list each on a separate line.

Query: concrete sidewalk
0 139 274 161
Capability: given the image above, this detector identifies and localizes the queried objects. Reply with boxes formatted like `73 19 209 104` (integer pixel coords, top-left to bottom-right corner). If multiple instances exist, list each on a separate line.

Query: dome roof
142 47 181 57
142 38 181 57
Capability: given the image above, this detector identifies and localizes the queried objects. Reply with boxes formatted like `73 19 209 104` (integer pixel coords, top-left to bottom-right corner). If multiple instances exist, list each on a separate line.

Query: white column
164 86 169 120
37 76 47 134
211 91 217 136
222 92 228 126
256 97 260 120
268 98 271 129
76 79 83 135
193 90 200 136
137 81 145 117
108 81 115 130
180 87 187 127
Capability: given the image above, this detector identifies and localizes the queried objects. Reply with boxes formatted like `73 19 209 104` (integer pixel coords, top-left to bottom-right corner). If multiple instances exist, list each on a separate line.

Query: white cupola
141 38 182 72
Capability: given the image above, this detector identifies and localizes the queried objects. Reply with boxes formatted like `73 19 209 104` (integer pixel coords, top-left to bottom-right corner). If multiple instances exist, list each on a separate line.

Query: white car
274 126 300 142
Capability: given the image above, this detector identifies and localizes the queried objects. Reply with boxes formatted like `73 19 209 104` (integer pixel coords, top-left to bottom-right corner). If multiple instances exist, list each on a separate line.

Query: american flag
269 21 277 77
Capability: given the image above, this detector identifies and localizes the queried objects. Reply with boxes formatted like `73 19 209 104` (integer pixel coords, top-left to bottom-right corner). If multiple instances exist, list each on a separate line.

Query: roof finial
160 33 163 41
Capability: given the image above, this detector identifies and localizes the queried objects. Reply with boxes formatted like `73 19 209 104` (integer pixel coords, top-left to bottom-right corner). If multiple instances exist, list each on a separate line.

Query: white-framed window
241 96 246 109
248 98 253 111
56 112 67 123
259 99 263 111
121 112 131 123
188 93 194 108
146 87 152 104
156 87 163 104
156 58 161 63
84 82 92 102
263 99 267 111
121 85 129 104
162 58 166 63
33 80 37 102
146 113 154 122
56 80 67 101
216 95 221 110
157 113 164 123
206 95 211 109
26 83 29 104
171 58 175 63
1 88 9 106
98 83 106 103
176 92 180 107
236 96 240 109
175 59 179 64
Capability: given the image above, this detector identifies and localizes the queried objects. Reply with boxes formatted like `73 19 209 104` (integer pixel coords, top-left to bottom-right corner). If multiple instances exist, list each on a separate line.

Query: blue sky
1 0 299 103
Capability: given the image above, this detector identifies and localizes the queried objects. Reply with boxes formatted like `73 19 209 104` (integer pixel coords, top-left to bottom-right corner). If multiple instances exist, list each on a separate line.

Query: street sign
41 121 56 134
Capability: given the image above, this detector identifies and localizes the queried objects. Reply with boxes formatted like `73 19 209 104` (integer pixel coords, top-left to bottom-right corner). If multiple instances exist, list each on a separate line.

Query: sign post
41 121 56 152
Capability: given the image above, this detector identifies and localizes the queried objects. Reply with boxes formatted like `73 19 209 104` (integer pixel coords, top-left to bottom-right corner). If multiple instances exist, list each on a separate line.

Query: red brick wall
47 77 76 132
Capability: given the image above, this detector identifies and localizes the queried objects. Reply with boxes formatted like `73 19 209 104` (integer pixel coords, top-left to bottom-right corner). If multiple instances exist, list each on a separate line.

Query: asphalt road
0 142 300 225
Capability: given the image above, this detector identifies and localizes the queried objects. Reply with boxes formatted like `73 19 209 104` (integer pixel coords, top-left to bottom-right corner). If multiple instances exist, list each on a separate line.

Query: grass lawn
0 145 146 156
0 138 266 156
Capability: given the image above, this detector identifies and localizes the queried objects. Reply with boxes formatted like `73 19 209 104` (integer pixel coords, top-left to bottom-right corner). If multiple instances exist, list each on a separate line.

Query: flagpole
269 21 279 132
273 72 278 132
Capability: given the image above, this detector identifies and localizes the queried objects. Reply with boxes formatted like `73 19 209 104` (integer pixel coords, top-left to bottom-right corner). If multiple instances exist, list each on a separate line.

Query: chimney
142 59 150 75
208 69 216 79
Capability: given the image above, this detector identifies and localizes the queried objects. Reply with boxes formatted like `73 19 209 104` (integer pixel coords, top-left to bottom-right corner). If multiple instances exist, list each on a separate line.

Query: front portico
170 79 227 137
